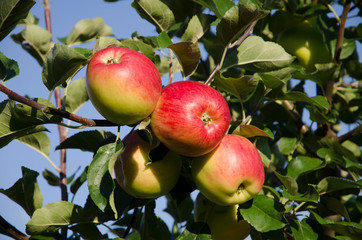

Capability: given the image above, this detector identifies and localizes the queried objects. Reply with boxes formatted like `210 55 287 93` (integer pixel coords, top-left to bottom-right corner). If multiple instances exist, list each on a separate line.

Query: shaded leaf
0 0 35 41
277 92 329 110
176 222 211 240
192 0 234 18
42 169 59 187
56 130 115 152
286 156 325 179
274 171 298 195
168 41 201 77
214 72 258 101
70 166 88 195
26 201 98 234
310 211 362 239
17 131 50 160
11 24 53 65
62 77 89 113
317 177 362 195
216 3 269 44
70 223 105 240
132 0 175 32
223 36 294 72
282 185 319 203
239 195 286 232
64 17 112 46
0 51 19 81
120 39 156 61
42 43 88 91
0 166 42 216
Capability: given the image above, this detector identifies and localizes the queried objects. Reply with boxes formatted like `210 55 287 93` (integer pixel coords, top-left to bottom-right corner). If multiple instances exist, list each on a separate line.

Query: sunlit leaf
223 36 294 72
274 171 298 195
11 24 53 65
120 39 156 61
17 131 50 161
0 0 35 41
277 137 297 155
42 44 88 91
168 41 201 77
26 201 98 234
176 222 211 240
289 219 319 240
93 36 122 52
64 17 113 46
181 14 216 43
63 78 89 113
286 156 325 179
232 124 272 138
192 0 234 18
132 0 175 32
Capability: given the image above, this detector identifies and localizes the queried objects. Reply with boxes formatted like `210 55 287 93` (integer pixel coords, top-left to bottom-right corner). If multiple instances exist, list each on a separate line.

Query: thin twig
204 20 258 85
122 208 138 238
337 124 362 143
0 216 29 240
0 84 115 126
350 0 362 12
168 49 174 84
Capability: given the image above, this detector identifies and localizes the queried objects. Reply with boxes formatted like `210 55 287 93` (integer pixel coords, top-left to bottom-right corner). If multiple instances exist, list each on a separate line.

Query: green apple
194 192 250 240
278 18 331 72
192 134 264 206
114 130 182 199
86 46 162 125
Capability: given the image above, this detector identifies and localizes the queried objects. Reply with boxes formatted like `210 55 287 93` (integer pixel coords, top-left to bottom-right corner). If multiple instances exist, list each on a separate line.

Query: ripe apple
194 192 251 240
114 130 182 199
192 134 264 206
278 18 331 72
150 81 231 157
86 46 162 125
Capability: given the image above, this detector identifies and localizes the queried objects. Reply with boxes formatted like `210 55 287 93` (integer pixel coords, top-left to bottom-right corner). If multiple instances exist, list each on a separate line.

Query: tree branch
0 83 115 127
122 208 138 238
0 216 29 240
337 124 362 143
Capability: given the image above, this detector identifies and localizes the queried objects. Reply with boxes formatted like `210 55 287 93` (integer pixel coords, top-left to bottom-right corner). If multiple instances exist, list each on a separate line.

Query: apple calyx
106 57 120 64
201 112 212 126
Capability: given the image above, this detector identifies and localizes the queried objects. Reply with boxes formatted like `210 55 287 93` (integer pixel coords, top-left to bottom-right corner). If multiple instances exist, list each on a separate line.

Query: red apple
86 46 162 125
114 130 182 199
150 81 231 157
194 192 251 240
192 134 264 206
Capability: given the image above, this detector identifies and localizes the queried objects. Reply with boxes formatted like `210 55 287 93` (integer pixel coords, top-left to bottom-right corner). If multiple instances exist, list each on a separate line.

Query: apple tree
0 0 361 239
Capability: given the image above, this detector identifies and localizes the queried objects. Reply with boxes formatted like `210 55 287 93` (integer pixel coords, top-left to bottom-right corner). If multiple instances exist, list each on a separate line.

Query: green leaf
42 43 88 91
93 36 122 52
42 169 59 186
140 201 171 240
223 36 294 72
168 41 201 77
70 166 88 195
157 31 173 49
181 14 216 43
18 12 38 25
0 51 19 81
164 194 194 224
239 195 286 232
286 156 325 179
282 185 319 203
63 78 89 113
87 141 124 219
11 24 53 65
277 92 329 110
26 201 98 235
289 219 319 240
176 222 211 240
0 0 36 41
120 39 156 61
213 72 259 101
274 171 298 195
56 130 115 152
317 177 362 195
192 0 234 19
64 17 112 46
17 131 50 160
70 223 105 240
132 0 175 32
310 210 362 239
232 124 272 138
256 72 285 90
0 166 42 216
216 4 269 44
277 137 297 155
0 100 49 148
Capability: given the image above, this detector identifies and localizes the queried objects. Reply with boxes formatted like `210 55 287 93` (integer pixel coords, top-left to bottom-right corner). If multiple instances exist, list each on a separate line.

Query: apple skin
150 81 231 157
278 19 331 72
86 46 162 125
114 130 182 199
192 134 264 206
194 192 250 240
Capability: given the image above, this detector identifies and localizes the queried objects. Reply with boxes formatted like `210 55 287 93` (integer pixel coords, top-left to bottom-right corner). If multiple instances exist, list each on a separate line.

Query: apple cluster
86 46 265 239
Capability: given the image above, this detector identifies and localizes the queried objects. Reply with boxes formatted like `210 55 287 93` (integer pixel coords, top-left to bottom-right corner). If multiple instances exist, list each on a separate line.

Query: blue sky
0 0 361 239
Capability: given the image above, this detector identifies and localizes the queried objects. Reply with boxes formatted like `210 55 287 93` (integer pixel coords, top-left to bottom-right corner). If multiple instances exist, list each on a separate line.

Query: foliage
0 0 361 239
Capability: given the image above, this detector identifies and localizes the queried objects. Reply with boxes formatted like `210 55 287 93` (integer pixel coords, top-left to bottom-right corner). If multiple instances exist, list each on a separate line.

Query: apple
150 81 231 157
114 130 182 199
278 18 331 72
192 134 264 206
194 192 250 240
86 46 162 125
